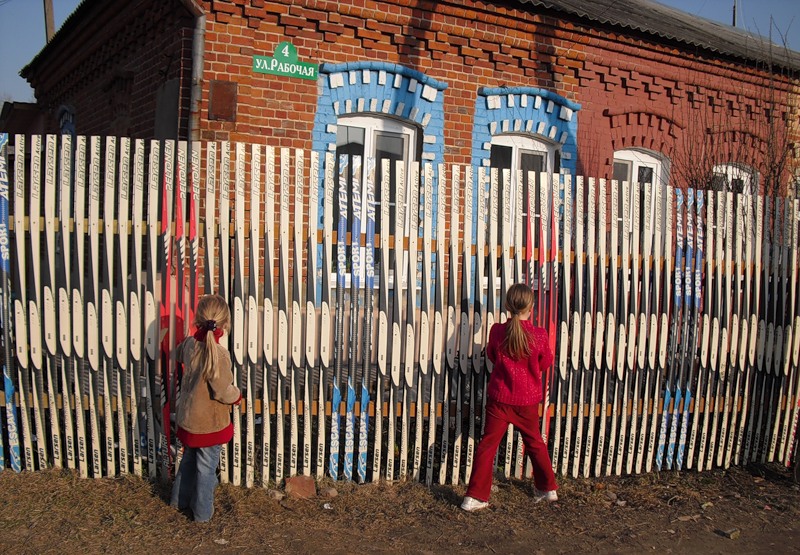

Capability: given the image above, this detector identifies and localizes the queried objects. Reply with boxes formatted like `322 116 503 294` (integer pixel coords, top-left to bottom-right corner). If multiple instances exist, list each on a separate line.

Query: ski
11 136 34 472
624 181 641 475
344 154 362 482
262 146 276 485
358 157 375 483
440 165 459 486
403 162 421 481
725 194 748 467
42 135 63 470
85 136 103 477
217 141 231 483
545 173 560 453
388 160 407 481
246 144 261 488
114 138 131 475
100 136 118 476
0 133 21 472
373 158 390 481
706 192 727 468
289 151 304 478
430 163 447 486
592 179 613 476
646 184 667 472
418 163 434 484
483 170 501 470
775 199 794 462
143 139 160 480
613 179 631 476
229 143 246 486
764 199 788 462
687 190 707 469
552 174 569 473
582 177 599 477
784 199 800 467
714 192 736 468
634 183 654 474
565 175 584 476
705 190 727 468
675 189 698 471
204 142 217 295
657 186 683 472
305 151 320 478
170 143 187 477
317 152 333 480
471 168 486 480
28 134 49 471
55 135 75 471
602 178 620 475
696 190 717 471
276 148 291 483
558 174 573 475
329 153 348 481
129 139 145 477
733 193 757 465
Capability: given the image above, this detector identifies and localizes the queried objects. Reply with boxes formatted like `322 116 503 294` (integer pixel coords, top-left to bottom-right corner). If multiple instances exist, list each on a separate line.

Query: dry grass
1 464 798 554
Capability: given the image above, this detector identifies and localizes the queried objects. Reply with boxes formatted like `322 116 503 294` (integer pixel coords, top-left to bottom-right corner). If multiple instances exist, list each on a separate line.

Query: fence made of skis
0 133 799 486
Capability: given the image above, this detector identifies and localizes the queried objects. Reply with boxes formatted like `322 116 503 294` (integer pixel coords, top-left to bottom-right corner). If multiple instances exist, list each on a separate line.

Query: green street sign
253 42 318 80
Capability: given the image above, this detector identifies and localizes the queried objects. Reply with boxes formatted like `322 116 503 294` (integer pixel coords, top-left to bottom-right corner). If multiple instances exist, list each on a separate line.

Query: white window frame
336 115 419 289
613 148 670 230
489 134 560 244
712 163 758 195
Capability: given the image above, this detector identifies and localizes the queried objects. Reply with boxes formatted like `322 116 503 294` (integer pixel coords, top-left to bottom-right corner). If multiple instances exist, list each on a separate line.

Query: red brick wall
27 0 195 138
27 0 799 190
198 0 584 164
195 0 798 191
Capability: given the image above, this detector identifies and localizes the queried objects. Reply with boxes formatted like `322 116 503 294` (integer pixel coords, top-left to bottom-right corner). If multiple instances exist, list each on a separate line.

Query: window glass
712 164 757 195
334 116 419 286
489 134 560 254
613 148 670 231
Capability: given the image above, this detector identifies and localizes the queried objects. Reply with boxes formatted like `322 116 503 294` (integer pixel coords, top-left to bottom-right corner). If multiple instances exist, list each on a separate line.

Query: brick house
13 0 800 199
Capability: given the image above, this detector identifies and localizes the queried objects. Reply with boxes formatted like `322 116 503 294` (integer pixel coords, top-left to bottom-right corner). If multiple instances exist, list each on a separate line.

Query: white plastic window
712 163 758 195
489 134 561 250
335 115 419 288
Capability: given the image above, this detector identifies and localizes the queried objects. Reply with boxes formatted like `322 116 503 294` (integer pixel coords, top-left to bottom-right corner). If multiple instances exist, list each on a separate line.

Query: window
612 149 668 188
711 164 758 195
613 148 670 229
489 135 561 255
334 116 421 285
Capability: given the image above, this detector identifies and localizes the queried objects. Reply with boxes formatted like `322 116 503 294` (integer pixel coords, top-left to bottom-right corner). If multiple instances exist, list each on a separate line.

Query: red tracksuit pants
465 399 558 502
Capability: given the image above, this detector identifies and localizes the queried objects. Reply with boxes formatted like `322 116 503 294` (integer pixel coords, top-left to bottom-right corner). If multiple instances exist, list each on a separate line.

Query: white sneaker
460 496 489 512
534 488 558 503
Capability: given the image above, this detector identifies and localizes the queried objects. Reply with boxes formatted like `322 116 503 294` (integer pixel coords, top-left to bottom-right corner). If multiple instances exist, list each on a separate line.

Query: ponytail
190 294 231 382
503 283 534 360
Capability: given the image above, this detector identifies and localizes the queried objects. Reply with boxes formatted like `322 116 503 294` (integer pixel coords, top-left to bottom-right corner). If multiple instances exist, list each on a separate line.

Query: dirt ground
0 462 798 554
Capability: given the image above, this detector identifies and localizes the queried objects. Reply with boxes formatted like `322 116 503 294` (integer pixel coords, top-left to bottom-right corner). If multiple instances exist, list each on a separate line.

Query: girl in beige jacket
170 295 241 522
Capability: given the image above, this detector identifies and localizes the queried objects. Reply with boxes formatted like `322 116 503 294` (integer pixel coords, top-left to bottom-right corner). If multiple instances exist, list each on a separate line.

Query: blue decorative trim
471 86 581 173
320 61 448 91
478 86 581 111
310 63 448 241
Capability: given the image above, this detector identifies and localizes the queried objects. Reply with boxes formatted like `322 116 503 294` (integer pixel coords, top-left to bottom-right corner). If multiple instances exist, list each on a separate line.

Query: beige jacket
175 337 241 435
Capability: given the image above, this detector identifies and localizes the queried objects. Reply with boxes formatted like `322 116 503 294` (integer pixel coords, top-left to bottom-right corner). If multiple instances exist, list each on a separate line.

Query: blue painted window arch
470 87 580 246
312 62 447 233
312 62 448 287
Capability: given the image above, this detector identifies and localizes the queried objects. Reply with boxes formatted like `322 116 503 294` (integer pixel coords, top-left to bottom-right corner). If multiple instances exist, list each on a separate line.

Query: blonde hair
191 294 231 382
503 283 534 360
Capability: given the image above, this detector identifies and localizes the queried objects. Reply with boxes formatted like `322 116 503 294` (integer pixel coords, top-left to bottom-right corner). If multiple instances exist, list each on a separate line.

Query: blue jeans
170 444 222 522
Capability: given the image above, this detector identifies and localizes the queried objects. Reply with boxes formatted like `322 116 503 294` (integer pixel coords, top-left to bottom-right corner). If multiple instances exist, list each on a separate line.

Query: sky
0 0 798 103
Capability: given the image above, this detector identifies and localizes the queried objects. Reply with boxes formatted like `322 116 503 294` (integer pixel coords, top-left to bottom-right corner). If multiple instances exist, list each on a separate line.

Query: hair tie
193 322 223 344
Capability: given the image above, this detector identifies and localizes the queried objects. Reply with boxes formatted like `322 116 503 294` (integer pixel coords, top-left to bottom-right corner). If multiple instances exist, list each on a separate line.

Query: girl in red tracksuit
461 283 558 511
